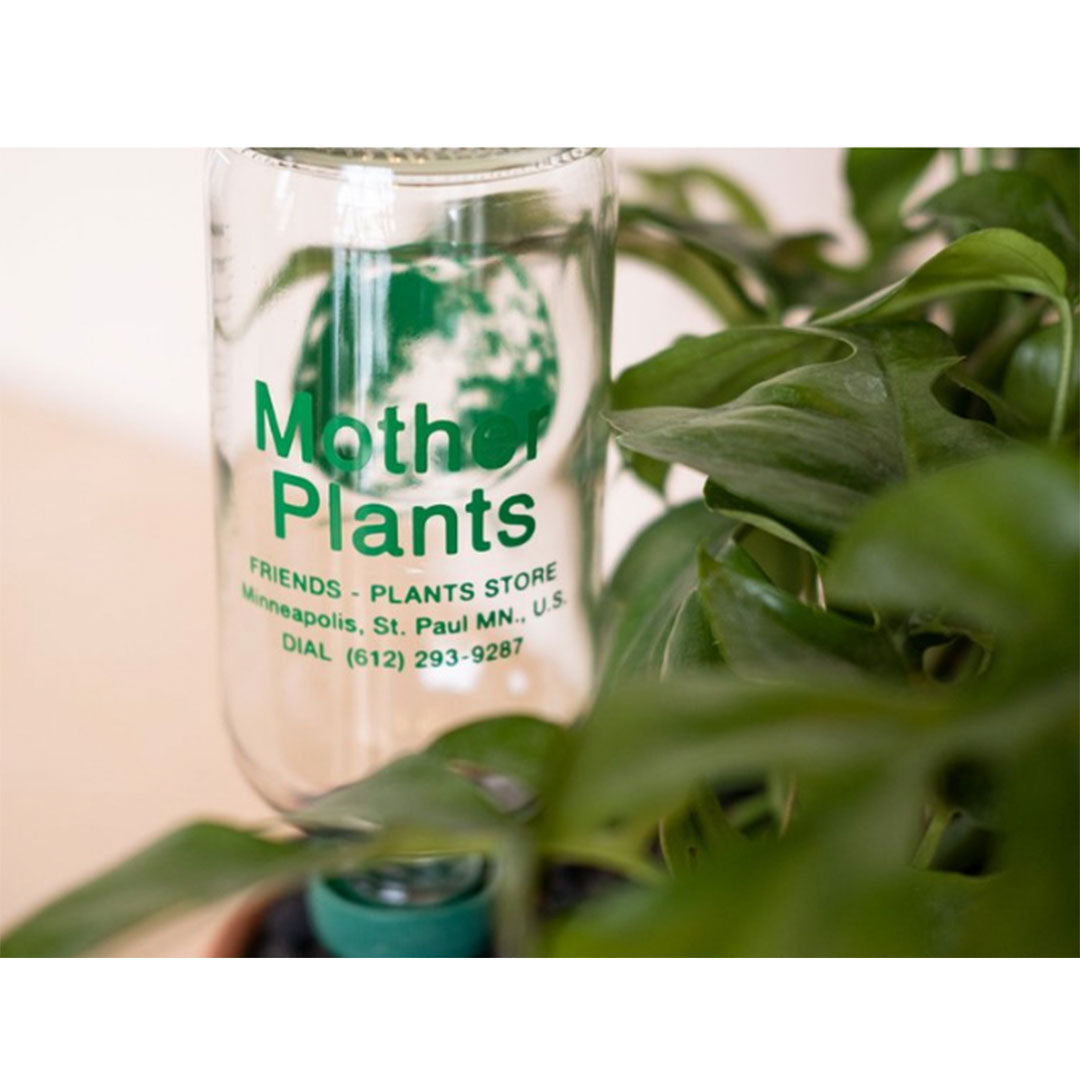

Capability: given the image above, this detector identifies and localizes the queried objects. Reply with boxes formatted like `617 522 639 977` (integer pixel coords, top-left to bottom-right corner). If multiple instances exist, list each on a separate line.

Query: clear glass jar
206 149 616 821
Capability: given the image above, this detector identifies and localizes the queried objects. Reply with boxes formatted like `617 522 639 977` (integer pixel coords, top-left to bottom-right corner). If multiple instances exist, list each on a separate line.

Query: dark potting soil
245 891 332 957
242 863 624 957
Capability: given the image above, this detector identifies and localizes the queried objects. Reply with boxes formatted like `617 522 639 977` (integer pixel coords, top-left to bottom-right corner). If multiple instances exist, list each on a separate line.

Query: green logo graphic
294 249 559 496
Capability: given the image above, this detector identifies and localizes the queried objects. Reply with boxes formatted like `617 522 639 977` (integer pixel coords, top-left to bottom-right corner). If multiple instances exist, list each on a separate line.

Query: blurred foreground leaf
0 824 362 958
827 451 1079 680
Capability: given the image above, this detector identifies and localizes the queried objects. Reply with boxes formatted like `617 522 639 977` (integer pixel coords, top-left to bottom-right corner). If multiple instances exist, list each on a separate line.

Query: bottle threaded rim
245 148 599 185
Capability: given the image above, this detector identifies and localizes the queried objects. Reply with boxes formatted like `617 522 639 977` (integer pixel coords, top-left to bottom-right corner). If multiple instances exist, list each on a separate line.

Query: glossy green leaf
612 327 846 491
612 327 847 412
701 494 828 561
611 324 1005 549
697 543 905 680
819 228 1068 326
845 148 938 259
1001 317 1080 433
598 501 734 690
826 451 1080 673
920 170 1079 286
660 588 720 676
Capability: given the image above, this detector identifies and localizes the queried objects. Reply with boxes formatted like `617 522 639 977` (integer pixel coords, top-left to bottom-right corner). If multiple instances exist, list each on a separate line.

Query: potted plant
3 147 1076 957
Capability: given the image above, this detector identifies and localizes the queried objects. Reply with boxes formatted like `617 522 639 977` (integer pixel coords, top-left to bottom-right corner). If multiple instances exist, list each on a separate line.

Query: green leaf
826 450 1080 676
0 823 365 958
736 524 821 592
1 716 564 957
1001 317 1080 434
1017 148 1080 233
659 784 744 878
622 206 845 312
611 324 1005 549
292 751 513 835
612 327 846 491
845 148 939 259
948 291 1008 357
959 721 1079 956
621 449 670 494
660 588 720 676
598 501 734 690
634 165 771 229
701 495 828 562
548 844 986 958
550 696 1078 956
612 327 847 412
544 676 928 842
697 543 905 680
617 217 759 325
920 170 1079 288
944 366 1033 437
548 766 955 956
818 229 1068 326
426 714 568 798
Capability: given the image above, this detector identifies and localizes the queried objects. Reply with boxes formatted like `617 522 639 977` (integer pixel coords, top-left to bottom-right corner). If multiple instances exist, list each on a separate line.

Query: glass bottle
206 149 616 913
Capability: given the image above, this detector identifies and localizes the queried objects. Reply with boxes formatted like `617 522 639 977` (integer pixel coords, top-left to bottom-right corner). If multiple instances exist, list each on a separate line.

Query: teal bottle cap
306 873 494 958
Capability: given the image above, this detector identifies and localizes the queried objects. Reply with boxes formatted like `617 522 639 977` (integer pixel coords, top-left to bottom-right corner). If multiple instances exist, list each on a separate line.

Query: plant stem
949 147 966 178
913 804 953 870
965 296 1048 384
492 832 539 957
542 839 664 886
1049 301 1076 444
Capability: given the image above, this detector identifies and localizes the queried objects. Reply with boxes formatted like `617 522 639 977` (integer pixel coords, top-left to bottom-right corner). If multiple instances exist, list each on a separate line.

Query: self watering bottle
207 149 616 954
